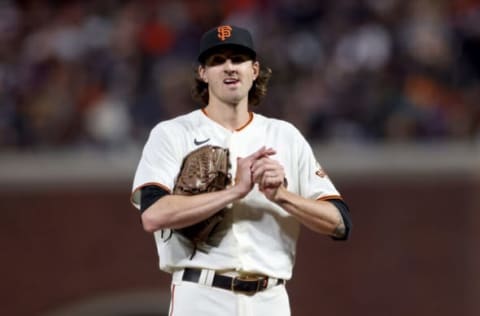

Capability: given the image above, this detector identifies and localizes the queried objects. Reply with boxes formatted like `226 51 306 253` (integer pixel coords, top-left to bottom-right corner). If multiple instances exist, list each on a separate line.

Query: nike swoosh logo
194 138 210 146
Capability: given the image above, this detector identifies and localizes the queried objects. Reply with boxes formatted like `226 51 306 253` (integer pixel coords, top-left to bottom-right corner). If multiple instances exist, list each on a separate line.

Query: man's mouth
223 78 239 85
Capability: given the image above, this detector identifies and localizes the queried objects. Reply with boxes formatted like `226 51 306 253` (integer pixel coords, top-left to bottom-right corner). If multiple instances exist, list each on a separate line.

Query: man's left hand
251 156 286 201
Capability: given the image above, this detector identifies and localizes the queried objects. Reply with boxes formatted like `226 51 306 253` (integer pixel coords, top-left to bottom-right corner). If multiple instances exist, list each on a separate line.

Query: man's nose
223 59 236 72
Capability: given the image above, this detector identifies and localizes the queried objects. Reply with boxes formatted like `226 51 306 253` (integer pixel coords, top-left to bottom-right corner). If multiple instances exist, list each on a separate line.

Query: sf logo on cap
217 25 232 41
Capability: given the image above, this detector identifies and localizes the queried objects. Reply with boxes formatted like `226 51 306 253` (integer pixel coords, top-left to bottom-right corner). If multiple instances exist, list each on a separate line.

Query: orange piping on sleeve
316 194 343 201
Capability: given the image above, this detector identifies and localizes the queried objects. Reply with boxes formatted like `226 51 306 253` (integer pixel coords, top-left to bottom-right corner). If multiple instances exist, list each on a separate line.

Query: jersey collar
201 108 254 132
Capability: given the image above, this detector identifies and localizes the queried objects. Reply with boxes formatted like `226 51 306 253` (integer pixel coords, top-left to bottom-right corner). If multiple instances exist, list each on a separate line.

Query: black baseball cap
198 25 256 63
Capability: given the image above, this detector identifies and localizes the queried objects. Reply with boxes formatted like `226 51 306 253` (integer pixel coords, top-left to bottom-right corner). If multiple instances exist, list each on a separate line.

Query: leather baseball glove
173 145 231 258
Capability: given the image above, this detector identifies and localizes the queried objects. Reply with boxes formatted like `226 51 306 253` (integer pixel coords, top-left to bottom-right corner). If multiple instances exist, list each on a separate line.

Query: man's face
199 48 259 106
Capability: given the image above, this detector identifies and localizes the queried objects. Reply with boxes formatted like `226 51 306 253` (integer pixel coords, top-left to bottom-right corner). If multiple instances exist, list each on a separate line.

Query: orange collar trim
201 108 254 131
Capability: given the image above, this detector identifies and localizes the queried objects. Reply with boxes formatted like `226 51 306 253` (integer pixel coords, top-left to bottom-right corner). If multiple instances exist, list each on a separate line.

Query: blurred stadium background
1 0 479 315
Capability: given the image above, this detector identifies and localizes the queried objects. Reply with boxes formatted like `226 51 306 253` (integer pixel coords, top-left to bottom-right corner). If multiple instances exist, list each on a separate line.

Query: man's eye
231 55 249 63
209 56 226 65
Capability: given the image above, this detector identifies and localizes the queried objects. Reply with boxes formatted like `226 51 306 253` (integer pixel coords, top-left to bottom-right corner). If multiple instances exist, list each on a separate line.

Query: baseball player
131 25 352 316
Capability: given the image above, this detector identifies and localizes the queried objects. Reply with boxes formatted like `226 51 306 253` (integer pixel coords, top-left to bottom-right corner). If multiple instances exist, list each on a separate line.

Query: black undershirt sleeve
140 185 170 213
326 199 352 241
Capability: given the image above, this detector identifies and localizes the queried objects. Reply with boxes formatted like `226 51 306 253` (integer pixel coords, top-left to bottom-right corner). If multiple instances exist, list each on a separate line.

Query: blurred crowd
0 0 479 150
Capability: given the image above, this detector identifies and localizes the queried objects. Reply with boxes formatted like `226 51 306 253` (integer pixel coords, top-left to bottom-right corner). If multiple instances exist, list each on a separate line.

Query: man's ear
198 65 208 83
252 61 260 80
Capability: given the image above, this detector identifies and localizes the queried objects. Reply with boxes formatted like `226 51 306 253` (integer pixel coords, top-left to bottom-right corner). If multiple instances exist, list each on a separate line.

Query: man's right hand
232 146 276 198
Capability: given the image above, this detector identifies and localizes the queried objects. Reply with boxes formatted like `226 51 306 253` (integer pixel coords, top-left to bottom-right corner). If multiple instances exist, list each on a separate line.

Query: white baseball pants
168 272 291 316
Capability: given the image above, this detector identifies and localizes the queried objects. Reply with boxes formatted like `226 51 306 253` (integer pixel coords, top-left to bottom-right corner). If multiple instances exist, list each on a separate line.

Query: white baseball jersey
131 109 341 280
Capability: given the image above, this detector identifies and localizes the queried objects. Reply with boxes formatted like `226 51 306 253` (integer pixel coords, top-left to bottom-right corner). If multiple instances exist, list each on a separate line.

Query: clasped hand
235 146 286 201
